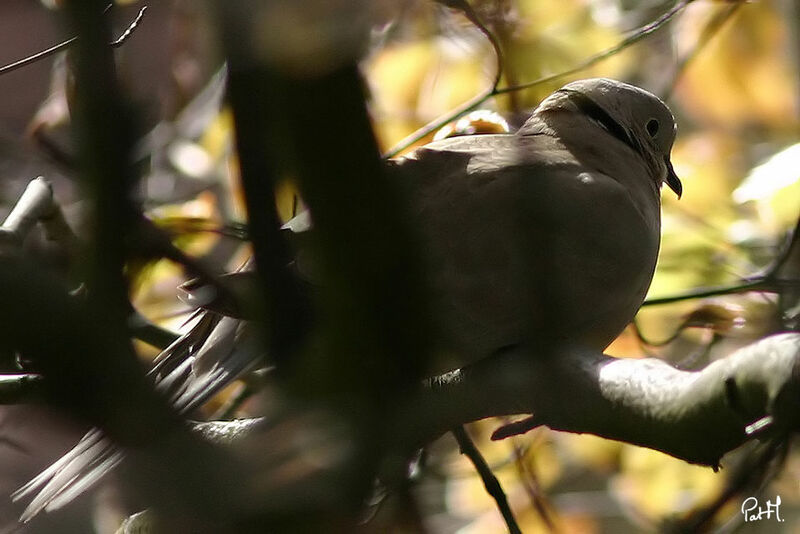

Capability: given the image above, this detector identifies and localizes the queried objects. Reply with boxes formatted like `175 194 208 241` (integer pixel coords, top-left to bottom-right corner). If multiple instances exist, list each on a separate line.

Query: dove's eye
646 118 659 138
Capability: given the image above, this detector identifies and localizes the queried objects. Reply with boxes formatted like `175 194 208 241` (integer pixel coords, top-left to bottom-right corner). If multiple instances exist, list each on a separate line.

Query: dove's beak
665 157 682 199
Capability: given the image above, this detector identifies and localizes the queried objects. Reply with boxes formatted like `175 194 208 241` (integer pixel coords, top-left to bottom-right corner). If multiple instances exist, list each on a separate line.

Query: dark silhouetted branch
452 425 522 534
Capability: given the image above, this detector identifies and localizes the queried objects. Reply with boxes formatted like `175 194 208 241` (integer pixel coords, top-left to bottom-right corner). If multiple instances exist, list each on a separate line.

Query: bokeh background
0 0 798 532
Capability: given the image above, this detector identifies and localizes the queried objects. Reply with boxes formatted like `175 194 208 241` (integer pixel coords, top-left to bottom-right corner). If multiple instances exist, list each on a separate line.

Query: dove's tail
12 309 262 522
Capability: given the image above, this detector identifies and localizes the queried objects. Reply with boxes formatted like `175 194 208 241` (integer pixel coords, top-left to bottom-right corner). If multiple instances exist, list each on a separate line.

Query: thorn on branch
491 415 542 441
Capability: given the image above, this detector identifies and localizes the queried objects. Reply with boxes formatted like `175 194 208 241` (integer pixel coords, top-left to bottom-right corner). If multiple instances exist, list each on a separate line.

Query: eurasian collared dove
12 78 682 520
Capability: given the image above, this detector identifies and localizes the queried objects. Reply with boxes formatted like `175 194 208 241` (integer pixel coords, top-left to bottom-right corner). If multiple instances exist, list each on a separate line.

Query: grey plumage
13 78 681 520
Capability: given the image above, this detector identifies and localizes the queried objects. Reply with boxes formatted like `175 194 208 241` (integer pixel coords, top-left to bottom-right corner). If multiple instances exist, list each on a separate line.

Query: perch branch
410 333 800 468
177 334 800 473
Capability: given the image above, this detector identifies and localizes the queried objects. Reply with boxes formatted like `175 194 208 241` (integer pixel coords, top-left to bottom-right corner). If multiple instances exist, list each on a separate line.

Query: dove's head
535 78 682 199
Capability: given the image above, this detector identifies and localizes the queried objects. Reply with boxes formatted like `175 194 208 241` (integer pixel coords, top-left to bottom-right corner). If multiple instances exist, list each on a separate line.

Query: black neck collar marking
556 89 642 156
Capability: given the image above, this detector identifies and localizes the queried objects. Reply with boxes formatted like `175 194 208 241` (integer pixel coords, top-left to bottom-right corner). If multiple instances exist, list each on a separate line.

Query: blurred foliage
4 0 798 531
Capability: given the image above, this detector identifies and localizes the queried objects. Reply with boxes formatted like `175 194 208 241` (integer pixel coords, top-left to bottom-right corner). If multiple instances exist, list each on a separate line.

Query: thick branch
200 334 800 471
409 333 800 467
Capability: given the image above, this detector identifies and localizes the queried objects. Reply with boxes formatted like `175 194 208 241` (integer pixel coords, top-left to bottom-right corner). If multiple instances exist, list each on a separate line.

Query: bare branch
510 437 558 532
493 0 695 96
110 6 148 48
0 5 148 77
643 215 800 307
411 333 800 468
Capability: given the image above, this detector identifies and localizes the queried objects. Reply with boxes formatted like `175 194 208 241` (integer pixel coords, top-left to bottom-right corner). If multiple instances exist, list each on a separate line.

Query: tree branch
0 6 147 77
643 214 800 308
0 177 78 255
409 333 800 468
200 334 800 481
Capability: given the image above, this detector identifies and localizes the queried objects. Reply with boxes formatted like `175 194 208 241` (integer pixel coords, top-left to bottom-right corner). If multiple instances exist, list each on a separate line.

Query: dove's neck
520 111 662 233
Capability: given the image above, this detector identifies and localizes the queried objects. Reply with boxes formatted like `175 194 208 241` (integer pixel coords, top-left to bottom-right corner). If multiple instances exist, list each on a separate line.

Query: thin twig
455 2 504 91
632 317 686 347
510 437 558 532
0 37 77 78
643 279 771 307
0 5 147 77
494 0 694 96
452 425 522 534
384 0 695 158
110 6 148 48
644 217 800 307
384 1 504 158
